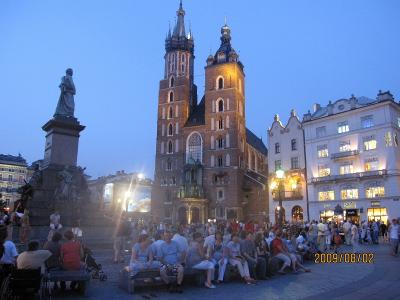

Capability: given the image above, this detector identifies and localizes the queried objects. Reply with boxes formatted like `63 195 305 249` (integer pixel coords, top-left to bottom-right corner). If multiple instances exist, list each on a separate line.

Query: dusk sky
1 0 399 179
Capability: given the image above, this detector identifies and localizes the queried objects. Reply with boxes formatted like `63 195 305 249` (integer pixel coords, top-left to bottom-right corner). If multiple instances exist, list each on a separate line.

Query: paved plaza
54 243 400 300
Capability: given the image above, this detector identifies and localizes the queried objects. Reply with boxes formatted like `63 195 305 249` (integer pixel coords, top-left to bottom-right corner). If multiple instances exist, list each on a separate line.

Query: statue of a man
54 68 76 118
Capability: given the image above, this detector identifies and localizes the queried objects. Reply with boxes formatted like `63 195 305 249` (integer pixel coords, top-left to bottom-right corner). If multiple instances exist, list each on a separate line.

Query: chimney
313 103 321 113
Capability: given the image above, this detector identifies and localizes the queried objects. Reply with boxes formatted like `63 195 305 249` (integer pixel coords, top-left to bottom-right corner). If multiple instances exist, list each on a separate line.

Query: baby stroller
84 247 107 281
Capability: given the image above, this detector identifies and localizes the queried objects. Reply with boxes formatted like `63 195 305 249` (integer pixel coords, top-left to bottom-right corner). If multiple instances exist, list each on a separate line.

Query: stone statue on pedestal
54 68 76 118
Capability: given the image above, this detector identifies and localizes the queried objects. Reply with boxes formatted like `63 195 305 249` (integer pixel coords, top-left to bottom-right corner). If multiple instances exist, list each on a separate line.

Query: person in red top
60 230 84 290
244 220 254 233
271 229 294 274
230 221 240 234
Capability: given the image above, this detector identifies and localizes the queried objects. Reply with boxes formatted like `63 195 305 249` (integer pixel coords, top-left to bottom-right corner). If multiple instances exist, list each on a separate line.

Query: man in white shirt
388 219 399 256
343 220 352 246
172 228 188 260
317 221 326 252
17 241 51 273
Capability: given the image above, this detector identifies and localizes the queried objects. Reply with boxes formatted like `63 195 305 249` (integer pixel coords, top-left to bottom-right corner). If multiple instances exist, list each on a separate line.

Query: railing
178 185 205 199
311 169 387 183
272 191 303 200
0 178 22 183
331 150 359 160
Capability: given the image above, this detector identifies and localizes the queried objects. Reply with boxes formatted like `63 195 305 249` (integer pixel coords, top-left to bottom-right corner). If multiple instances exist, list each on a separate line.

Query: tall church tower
203 23 247 220
151 1 197 220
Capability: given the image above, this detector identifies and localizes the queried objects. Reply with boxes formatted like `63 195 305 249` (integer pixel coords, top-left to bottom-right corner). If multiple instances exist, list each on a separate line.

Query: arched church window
168 106 173 119
186 132 203 163
217 77 224 90
168 123 173 136
217 99 224 112
218 118 224 130
168 141 173 154
170 77 174 87
169 91 174 103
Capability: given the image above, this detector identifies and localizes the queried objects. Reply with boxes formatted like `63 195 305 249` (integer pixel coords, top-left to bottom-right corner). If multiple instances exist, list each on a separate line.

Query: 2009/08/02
314 253 374 264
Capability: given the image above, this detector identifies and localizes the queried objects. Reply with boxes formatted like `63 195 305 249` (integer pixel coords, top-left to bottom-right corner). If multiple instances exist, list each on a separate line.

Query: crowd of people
0 210 87 292
113 214 400 293
1 208 399 295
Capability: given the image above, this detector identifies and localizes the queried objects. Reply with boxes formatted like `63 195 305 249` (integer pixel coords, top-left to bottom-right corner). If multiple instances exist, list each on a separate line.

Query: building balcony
310 169 387 184
177 184 205 199
331 150 359 160
272 190 304 201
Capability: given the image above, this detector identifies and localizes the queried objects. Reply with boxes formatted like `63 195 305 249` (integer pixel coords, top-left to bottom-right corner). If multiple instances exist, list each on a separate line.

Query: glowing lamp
275 169 285 179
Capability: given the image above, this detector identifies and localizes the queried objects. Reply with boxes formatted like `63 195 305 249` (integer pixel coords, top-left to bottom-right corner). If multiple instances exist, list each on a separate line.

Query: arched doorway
191 207 200 224
274 206 286 224
178 207 187 225
292 206 303 221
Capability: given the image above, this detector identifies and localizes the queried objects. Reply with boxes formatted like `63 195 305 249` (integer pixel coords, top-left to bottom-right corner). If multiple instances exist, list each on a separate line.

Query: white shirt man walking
343 220 352 246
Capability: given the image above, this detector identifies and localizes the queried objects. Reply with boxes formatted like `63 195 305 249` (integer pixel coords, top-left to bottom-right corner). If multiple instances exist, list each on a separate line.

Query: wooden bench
46 270 90 296
118 268 176 294
118 267 207 294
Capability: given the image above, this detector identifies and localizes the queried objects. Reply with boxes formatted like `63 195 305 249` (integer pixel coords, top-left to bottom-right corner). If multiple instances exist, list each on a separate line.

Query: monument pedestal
42 117 85 169
28 117 86 226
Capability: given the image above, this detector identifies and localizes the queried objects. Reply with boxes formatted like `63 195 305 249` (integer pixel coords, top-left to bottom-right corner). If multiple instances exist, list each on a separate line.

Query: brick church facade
151 2 268 224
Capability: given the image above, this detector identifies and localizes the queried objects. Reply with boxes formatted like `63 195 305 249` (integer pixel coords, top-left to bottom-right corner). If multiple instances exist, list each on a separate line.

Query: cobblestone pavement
54 243 400 300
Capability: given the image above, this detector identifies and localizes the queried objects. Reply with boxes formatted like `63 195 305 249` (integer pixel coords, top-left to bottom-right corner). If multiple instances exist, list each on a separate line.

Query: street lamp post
275 169 285 227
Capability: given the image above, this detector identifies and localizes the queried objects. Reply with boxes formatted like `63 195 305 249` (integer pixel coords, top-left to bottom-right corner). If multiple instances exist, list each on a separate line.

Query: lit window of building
341 188 358 199
275 160 281 171
364 157 379 171
339 163 354 175
317 145 328 158
337 121 349 134
385 131 393 147
366 186 385 198
319 191 335 201
361 115 374 128
318 165 330 177
363 136 377 151
339 141 351 152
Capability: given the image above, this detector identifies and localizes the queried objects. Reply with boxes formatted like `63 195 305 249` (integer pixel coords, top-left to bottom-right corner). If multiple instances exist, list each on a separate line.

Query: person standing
388 219 399 256
0 226 18 278
343 220 352 246
351 222 360 253
19 209 30 245
317 220 326 252
113 212 131 263
372 221 379 244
